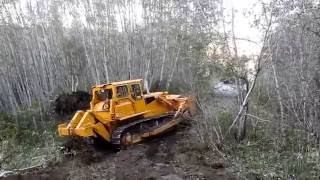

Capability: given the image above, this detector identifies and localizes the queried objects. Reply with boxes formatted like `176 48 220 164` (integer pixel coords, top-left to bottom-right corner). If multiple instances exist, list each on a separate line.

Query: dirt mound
53 91 91 115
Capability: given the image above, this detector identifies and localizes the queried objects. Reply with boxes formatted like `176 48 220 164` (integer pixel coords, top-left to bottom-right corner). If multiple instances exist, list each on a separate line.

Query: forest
0 0 319 179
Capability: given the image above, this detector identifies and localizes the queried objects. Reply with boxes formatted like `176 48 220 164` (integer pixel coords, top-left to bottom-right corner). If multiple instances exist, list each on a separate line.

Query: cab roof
92 79 143 88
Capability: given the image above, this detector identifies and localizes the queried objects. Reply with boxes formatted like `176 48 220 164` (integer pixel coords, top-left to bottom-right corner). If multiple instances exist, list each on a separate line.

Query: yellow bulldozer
58 79 190 150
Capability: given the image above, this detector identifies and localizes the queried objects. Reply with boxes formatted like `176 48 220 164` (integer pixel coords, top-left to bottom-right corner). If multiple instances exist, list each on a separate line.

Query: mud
1 125 238 180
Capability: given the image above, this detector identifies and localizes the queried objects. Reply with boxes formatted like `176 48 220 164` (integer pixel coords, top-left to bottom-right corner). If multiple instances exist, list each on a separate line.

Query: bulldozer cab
91 79 147 119
112 81 147 118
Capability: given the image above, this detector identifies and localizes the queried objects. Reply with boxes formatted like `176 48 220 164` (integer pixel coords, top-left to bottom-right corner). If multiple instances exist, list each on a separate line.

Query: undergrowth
227 125 320 179
0 109 63 171
196 80 320 179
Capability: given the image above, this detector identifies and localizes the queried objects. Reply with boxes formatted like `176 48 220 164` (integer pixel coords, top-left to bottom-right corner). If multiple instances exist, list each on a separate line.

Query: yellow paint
58 79 188 142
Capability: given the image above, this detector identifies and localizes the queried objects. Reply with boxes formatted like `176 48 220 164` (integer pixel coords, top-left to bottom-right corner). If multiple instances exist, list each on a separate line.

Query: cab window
131 84 142 99
116 85 129 98
96 89 113 101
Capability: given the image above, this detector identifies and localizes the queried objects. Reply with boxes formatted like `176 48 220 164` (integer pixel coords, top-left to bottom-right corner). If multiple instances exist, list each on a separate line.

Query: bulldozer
58 79 190 150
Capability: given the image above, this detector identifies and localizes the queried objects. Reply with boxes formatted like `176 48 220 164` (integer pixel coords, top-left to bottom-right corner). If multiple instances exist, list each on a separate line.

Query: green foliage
229 125 320 179
0 110 62 170
0 112 17 140
218 111 232 122
217 110 233 132
223 62 235 78
253 85 271 107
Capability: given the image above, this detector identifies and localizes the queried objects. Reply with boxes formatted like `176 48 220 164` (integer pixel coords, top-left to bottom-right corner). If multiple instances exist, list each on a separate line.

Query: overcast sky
223 0 264 56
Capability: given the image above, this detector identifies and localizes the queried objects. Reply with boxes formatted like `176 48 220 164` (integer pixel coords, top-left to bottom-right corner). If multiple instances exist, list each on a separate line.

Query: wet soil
1 125 238 180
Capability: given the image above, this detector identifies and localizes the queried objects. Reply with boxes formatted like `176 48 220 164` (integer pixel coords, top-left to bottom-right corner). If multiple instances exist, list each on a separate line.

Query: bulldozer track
111 113 175 150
